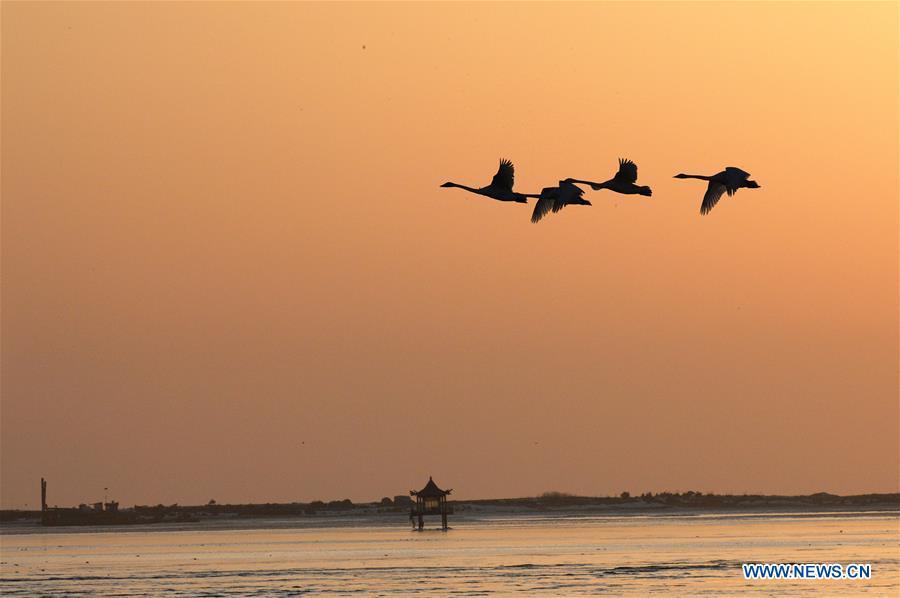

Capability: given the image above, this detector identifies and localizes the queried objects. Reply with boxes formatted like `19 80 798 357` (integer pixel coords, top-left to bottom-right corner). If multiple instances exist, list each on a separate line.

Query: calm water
1 510 898 595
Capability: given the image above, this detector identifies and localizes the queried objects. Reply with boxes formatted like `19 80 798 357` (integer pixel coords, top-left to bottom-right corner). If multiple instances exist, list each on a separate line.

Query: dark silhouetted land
2 491 897 526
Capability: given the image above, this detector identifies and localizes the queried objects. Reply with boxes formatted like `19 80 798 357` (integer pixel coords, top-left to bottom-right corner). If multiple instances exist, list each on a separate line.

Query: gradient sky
2 2 898 509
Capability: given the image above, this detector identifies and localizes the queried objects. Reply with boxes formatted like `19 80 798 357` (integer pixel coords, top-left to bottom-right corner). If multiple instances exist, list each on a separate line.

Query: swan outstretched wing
614 158 638 184
491 159 515 192
531 196 556 223
725 166 750 179
701 182 727 215
531 186 559 223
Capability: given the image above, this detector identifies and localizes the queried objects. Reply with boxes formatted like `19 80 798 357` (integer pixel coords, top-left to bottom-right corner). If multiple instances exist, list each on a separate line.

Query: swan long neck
446 182 482 194
675 174 710 181
568 178 602 188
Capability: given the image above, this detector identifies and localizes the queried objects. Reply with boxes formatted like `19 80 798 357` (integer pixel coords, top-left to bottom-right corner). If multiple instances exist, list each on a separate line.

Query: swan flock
441 159 761 223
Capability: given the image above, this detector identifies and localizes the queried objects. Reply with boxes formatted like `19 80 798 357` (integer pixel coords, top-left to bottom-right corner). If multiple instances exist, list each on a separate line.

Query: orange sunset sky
2 2 898 508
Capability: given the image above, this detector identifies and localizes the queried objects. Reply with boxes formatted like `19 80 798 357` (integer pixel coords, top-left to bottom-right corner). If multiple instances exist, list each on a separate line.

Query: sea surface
1 509 898 595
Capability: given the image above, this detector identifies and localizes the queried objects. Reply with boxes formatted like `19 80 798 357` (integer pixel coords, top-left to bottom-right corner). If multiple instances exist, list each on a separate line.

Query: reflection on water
1 511 898 595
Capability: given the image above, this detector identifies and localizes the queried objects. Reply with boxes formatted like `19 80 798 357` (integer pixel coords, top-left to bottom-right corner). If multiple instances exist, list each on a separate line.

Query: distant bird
674 167 761 215
441 159 538 204
531 179 591 223
570 158 652 197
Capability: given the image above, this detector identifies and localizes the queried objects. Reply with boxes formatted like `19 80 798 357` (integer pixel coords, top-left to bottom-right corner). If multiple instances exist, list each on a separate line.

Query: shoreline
2 493 897 533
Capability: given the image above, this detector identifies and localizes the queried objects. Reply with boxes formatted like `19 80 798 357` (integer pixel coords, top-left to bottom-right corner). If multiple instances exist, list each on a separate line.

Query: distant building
393 495 412 507
40 478 130 526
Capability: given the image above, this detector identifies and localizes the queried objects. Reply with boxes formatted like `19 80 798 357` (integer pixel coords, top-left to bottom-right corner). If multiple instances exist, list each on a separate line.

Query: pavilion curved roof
410 476 452 497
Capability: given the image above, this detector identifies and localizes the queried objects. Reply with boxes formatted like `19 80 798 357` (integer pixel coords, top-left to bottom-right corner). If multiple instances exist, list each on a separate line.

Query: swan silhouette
570 158 652 197
441 159 538 204
531 179 591 223
674 167 761 215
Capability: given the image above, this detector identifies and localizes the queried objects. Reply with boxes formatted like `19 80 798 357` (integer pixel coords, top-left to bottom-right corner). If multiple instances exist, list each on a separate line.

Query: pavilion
409 476 452 530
